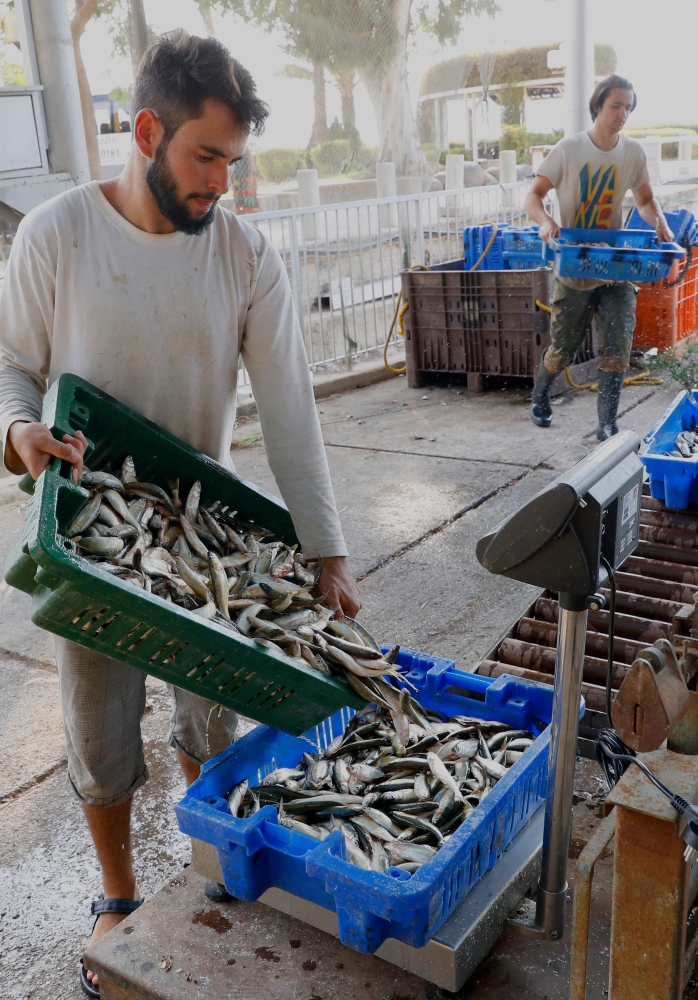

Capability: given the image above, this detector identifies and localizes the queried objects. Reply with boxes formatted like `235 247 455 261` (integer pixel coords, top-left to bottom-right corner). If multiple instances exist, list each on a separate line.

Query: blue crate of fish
175 648 559 954
625 206 697 246
641 390 698 509
543 228 685 282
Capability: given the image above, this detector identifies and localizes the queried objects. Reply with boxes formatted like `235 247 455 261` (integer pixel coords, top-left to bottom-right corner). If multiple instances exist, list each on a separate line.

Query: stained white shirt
0 181 347 558
538 131 650 290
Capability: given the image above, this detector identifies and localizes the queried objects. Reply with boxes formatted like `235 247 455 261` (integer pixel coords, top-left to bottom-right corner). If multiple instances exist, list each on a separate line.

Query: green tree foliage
217 0 498 175
420 42 617 97
499 84 522 126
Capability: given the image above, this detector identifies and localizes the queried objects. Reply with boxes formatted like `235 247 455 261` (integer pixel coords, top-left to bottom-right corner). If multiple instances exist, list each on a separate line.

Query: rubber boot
530 358 556 428
596 370 624 441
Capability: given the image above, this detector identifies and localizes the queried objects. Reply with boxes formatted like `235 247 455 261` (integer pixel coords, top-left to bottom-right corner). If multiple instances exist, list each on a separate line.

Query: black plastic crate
401 261 596 391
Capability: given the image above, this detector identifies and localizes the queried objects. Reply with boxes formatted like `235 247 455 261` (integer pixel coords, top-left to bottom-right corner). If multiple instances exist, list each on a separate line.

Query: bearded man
0 30 360 997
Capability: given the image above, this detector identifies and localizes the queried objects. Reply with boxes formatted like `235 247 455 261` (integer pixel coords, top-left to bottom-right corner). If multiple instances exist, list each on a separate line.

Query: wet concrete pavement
0 372 678 998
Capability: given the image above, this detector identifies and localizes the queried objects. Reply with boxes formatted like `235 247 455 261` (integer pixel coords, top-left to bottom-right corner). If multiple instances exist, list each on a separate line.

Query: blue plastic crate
641 390 698 509
543 228 685 282
175 647 562 954
502 253 546 271
464 224 506 270
625 206 697 246
501 229 543 255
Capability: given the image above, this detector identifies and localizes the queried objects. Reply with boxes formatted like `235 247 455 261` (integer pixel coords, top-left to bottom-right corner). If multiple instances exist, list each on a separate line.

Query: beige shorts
54 637 238 807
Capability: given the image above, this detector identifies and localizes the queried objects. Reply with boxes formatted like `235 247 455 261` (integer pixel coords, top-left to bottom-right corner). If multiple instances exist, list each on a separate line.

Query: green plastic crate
4 374 365 735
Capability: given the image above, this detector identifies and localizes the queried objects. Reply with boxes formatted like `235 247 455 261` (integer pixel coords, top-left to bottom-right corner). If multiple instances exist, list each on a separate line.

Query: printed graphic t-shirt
538 131 650 289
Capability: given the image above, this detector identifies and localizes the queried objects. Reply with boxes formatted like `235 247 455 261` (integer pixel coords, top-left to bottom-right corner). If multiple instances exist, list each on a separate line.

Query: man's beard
145 142 219 236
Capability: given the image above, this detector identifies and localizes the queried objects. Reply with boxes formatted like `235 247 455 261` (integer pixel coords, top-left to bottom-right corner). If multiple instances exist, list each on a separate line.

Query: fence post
679 135 693 177
415 194 425 266
376 162 397 228
644 141 661 186
297 168 320 241
500 150 517 220
287 216 307 352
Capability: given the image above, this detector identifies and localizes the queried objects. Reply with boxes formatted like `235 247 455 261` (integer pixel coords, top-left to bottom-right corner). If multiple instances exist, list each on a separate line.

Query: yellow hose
386 227 499 374
384 265 430 375
534 299 662 391
469 223 499 272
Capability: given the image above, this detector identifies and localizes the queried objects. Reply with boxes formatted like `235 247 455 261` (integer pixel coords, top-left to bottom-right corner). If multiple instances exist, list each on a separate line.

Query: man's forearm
525 192 553 227
636 197 666 230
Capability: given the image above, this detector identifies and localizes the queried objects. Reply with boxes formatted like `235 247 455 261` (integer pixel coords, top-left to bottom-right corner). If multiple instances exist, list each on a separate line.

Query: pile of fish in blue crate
463 209 698 277
543 228 685 283
176 649 556 953
463 224 544 271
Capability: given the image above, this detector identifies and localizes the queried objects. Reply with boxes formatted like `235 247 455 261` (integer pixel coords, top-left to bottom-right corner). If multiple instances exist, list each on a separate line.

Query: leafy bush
647 340 698 398
256 148 302 184
500 125 562 164
311 139 357 175
438 147 473 165
356 146 378 170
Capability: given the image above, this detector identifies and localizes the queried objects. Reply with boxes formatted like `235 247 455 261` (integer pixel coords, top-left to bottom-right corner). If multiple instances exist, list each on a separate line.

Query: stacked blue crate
463 225 544 271
625 206 697 246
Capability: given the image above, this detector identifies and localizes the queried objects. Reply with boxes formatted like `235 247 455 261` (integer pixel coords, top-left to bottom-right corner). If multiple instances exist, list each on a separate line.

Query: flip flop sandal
80 894 144 998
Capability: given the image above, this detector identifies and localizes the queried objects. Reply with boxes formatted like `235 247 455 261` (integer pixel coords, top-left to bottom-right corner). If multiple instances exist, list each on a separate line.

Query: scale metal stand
193 431 644 994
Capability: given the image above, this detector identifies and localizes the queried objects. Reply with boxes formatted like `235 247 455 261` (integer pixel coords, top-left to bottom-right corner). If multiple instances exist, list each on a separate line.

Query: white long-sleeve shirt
0 181 347 558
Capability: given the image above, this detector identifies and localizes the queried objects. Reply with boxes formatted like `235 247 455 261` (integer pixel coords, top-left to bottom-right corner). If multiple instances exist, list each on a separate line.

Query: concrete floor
0 372 681 998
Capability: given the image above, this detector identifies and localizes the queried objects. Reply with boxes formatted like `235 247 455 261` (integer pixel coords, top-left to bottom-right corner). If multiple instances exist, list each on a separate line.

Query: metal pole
536 602 588 939
565 0 594 137
28 0 90 184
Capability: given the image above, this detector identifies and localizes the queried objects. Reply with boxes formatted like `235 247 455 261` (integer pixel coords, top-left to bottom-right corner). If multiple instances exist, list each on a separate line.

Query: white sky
9 0 698 148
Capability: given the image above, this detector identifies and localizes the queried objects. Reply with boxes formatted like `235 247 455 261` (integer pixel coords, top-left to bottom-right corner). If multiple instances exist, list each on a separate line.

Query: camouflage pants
544 279 637 375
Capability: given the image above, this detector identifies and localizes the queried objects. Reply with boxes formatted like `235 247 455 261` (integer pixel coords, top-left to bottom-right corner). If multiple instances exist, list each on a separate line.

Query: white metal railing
242 180 532 383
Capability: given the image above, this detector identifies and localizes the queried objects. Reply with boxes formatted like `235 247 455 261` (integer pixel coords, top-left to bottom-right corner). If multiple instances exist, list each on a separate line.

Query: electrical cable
600 554 615 725
595 554 638 789
665 240 693 288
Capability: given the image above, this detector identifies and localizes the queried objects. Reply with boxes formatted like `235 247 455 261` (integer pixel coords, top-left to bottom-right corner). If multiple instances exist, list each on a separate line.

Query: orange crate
634 253 698 350
677 253 698 342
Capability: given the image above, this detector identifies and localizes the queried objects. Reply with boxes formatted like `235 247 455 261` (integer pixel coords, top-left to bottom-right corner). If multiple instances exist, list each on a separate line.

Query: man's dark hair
589 74 637 122
131 29 269 138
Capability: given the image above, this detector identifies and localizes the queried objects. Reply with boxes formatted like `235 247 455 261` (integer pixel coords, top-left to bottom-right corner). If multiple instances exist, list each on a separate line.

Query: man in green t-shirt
525 73 673 440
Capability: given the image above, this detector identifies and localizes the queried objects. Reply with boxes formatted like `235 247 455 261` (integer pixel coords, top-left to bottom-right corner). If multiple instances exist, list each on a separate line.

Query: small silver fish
227 778 248 817
68 493 103 537
427 752 463 802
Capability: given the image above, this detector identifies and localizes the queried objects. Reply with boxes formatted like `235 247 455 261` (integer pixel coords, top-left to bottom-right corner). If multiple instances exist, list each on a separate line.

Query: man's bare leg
177 750 201 787
82 757 200 986
81 798 139 988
